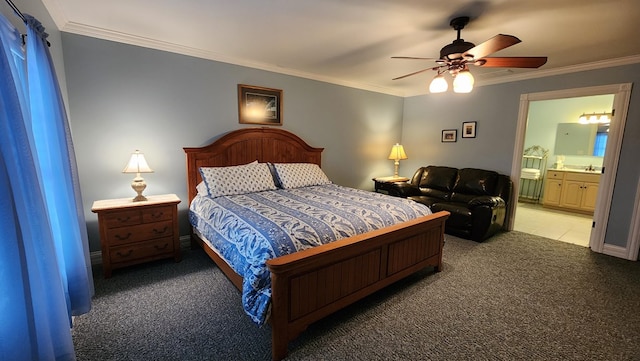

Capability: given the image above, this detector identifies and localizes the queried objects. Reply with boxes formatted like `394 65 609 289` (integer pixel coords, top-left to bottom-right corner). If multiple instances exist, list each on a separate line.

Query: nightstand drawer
106 220 174 246
109 237 174 264
103 209 142 228
142 205 173 223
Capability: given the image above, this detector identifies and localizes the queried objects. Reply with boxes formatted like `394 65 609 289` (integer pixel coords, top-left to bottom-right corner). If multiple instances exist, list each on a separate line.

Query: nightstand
92 194 181 278
373 176 410 195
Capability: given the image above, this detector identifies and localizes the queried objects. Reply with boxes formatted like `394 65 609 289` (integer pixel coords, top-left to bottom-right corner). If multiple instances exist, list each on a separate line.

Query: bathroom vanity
542 169 601 214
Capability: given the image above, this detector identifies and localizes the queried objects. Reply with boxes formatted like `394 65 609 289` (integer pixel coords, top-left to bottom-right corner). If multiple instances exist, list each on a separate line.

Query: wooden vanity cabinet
542 170 564 206
542 170 600 214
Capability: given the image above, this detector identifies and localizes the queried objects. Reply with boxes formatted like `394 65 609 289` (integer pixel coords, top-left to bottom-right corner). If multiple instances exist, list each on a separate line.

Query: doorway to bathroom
514 94 613 247
509 83 632 256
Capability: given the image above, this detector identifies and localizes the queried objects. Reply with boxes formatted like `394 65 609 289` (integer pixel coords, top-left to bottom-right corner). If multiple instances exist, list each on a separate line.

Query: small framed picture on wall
462 121 477 138
441 129 457 142
238 84 283 125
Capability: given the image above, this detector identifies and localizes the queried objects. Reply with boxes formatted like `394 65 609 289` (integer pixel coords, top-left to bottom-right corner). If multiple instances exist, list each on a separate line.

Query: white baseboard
90 251 102 265
602 243 630 260
179 235 192 248
90 235 192 266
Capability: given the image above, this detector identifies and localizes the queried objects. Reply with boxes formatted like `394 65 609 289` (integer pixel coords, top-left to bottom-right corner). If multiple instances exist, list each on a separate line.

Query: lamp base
131 176 148 202
132 194 148 202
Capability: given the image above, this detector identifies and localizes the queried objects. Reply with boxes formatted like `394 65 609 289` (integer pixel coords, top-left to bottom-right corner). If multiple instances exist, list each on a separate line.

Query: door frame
508 83 635 259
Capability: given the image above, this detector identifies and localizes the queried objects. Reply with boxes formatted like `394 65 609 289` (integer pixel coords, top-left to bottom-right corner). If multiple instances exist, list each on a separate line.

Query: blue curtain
0 13 92 361
593 132 607 157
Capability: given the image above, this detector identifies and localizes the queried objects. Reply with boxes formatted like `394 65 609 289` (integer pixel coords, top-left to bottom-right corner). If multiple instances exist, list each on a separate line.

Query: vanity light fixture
578 112 612 124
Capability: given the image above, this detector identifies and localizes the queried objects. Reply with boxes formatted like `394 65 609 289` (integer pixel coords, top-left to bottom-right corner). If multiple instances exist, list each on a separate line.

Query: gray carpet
71 232 640 360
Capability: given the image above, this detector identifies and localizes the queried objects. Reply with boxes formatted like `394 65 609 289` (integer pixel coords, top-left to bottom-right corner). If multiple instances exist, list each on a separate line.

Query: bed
184 128 449 360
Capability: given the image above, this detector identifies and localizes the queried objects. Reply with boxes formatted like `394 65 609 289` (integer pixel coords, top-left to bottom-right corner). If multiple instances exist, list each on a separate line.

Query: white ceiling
42 0 640 97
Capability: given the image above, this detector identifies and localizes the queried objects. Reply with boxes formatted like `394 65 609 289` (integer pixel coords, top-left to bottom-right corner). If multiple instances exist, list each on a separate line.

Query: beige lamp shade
123 150 153 202
122 150 153 174
388 143 408 178
388 143 408 161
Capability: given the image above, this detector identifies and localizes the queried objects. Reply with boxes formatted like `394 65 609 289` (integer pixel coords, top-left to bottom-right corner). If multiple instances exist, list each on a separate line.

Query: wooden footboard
266 211 449 360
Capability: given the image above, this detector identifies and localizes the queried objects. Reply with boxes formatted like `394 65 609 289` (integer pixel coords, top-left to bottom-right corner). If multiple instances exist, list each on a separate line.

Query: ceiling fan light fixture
391 15 546 94
429 74 448 93
453 68 474 93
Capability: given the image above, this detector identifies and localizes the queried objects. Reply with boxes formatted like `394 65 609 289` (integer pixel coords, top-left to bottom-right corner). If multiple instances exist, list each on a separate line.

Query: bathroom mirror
554 123 601 156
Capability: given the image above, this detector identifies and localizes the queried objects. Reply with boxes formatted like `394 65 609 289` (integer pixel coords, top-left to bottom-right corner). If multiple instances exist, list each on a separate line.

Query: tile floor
513 202 593 247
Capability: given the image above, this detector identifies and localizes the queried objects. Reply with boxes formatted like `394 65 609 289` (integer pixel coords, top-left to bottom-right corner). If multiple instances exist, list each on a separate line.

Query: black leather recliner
389 166 512 242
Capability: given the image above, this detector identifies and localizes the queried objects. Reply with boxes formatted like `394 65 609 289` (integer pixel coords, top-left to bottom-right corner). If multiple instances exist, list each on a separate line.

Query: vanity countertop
550 168 601 174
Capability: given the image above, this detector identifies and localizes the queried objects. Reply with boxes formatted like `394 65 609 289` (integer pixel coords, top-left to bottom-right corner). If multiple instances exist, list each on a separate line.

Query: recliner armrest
468 196 505 209
388 182 422 197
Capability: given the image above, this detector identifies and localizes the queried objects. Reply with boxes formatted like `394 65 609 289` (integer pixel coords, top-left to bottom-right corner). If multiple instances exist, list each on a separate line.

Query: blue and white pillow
272 163 331 189
197 161 258 196
199 162 276 197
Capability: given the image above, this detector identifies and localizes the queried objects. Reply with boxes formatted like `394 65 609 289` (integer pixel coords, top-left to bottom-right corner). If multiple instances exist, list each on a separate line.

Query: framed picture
462 121 477 138
238 84 283 125
441 129 457 142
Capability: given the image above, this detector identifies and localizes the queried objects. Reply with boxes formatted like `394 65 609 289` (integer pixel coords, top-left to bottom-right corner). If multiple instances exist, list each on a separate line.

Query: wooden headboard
183 128 324 203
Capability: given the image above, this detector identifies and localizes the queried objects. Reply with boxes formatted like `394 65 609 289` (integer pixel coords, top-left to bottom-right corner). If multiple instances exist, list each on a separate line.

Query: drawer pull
151 211 164 219
152 226 169 235
117 216 131 222
116 250 133 258
115 232 132 241
154 243 169 250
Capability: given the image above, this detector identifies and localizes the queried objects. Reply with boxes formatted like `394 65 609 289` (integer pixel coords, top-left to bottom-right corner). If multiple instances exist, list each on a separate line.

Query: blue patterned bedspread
189 184 431 325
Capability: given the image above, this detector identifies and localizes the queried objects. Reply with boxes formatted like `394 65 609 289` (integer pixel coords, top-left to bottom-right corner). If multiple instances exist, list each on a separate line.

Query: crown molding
60 21 406 97
402 55 640 97
478 55 640 86
57 20 640 99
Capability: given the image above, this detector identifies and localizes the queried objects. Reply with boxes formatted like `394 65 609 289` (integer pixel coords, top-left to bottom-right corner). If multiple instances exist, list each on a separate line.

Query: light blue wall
402 64 640 248
60 34 405 251
401 86 519 175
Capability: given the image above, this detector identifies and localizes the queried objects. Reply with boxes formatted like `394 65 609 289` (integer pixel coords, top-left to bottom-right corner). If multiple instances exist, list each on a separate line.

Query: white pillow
196 181 208 195
272 163 331 189
199 162 276 197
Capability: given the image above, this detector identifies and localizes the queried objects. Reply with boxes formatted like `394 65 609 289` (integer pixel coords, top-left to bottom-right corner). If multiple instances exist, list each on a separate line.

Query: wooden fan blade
463 34 521 60
475 57 548 68
391 56 436 60
392 67 438 80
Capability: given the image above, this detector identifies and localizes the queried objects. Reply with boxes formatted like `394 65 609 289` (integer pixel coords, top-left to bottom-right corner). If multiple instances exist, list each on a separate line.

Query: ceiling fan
392 16 547 93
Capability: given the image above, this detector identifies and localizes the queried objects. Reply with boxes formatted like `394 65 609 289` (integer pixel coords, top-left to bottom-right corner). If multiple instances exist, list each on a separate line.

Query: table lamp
122 150 153 201
388 143 408 178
